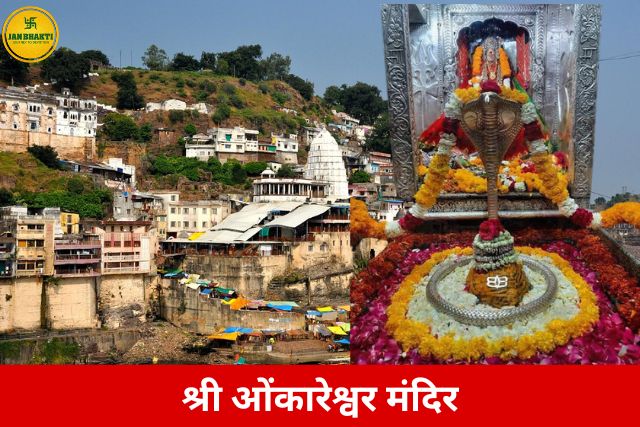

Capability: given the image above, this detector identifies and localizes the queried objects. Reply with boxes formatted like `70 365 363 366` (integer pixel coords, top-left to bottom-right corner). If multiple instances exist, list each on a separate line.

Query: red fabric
505 128 529 160
478 219 505 241
480 80 501 93
516 31 530 89
524 121 543 141
554 151 569 170
419 114 446 145
398 213 426 232
570 208 594 228
457 37 470 86
442 117 459 134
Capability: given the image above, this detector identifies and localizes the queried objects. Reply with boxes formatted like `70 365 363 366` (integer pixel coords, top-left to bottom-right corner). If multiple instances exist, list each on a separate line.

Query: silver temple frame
381 4 601 209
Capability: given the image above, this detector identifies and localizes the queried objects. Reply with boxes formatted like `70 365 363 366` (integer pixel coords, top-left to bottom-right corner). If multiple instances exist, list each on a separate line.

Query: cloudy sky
1 0 639 198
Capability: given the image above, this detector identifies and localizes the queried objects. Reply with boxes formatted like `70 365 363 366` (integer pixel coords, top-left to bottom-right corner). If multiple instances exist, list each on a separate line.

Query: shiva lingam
457 90 530 308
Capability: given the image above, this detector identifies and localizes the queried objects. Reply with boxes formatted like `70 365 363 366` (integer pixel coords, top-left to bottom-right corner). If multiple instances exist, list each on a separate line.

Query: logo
2 6 59 63
486 276 508 289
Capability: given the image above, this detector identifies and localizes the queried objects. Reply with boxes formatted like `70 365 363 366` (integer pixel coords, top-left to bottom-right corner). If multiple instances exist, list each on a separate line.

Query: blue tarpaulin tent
306 310 322 316
223 327 253 334
199 288 213 295
335 339 350 345
267 304 293 311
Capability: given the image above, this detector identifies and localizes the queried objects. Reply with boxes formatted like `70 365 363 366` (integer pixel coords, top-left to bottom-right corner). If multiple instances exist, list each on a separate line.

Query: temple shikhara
351 4 640 364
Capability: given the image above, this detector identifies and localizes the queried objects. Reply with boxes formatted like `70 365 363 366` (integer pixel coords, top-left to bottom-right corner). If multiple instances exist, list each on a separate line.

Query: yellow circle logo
2 6 59 63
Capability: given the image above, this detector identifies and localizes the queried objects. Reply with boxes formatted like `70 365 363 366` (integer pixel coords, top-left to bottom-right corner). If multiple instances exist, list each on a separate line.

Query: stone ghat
158 278 306 335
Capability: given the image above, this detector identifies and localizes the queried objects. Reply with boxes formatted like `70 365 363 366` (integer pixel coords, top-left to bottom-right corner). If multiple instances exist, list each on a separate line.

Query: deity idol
469 36 511 88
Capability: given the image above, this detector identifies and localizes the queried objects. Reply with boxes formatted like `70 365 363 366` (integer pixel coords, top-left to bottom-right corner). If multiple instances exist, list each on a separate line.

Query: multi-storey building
96 220 155 275
185 133 216 161
53 233 101 277
272 133 299 165
165 199 231 238
0 86 96 160
212 127 260 164
252 169 330 203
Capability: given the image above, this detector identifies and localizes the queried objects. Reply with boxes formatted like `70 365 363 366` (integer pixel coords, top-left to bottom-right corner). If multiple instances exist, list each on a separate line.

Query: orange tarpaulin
230 297 250 310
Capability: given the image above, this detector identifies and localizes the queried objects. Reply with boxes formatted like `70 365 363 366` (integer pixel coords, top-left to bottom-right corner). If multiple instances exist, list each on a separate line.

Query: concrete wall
47 277 98 329
182 254 289 298
98 274 148 329
0 276 99 333
0 129 94 161
159 279 305 334
267 270 352 305
291 232 352 270
355 237 389 261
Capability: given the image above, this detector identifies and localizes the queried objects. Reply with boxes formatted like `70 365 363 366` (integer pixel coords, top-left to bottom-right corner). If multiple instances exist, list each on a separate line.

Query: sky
1 0 640 199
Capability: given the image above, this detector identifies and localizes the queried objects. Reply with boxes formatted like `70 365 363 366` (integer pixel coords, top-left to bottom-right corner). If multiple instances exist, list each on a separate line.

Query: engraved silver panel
383 4 601 208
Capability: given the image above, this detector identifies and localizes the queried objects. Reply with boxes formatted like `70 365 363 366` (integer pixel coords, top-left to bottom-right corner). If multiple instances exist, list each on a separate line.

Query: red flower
442 117 459 134
480 80 501 93
399 213 425 232
570 208 594 228
553 151 568 169
524 121 544 141
478 219 505 241
521 161 536 173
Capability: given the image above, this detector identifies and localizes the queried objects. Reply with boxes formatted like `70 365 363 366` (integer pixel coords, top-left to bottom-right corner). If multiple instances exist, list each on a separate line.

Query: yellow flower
600 201 640 229
454 87 481 104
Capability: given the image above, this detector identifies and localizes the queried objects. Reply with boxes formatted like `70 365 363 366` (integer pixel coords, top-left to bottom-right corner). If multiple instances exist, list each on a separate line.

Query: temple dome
304 129 349 201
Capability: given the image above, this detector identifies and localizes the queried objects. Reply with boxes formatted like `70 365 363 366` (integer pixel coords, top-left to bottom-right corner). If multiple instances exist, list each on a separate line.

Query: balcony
16 230 45 239
103 254 141 262
55 239 101 250
102 265 144 274
54 253 101 265
54 267 100 277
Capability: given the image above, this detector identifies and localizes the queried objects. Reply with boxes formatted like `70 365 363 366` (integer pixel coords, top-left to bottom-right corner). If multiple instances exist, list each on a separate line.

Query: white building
252 169 330 203
151 192 231 238
55 88 97 137
272 133 298 164
185 133 215 161
304 130 349 202
0 86 97 138
106 158 136 187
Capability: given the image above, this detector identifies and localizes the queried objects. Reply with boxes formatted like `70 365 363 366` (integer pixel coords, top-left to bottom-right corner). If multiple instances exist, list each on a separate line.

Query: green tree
200 52 216 70
364 112 391 153
341 82 386 125
111 71 145 110
217 44 263 80
66 177 85 194
284 74 314 101
349 170 371 184
40 47 90 91
244 161 267 176
170 52 200 71
230 162 247 184
276 164 295 178
27 146 61 169
323 85 344 107
212 103 231 124
0 43 29 84
260 53 291 80
142 44 168 70
80 49 111 66
168 110 186 123
137 123 153 142
0 188 14 206
101 113 139 141
184 123 197 136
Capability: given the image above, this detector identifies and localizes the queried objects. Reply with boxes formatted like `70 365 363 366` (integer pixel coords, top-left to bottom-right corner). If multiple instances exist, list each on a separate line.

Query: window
202 221 207 228
170 208 176 214
12 103 19 111
183 208 189 214
183 221 189 228
170 195 176 201
308 245 313 252
170 221 176 227
202 208 207 214
192 221 197 228
30 122 37 130
212 208 217 214
225 144 231 149
13 123 18 129
47 127 51 133
63 112 68 119
236 144 242 150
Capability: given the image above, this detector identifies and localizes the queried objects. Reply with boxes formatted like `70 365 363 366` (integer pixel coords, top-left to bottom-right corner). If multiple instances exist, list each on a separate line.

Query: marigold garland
454 87 481 104
350 198 386 244
529 153 569 205
386 246 599 361
500 86 529 104
499 47 512 78
414 154 450 208
600 202 640 229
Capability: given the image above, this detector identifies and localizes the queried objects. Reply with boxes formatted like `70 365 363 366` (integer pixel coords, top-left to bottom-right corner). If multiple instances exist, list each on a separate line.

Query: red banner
1 365 637 424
